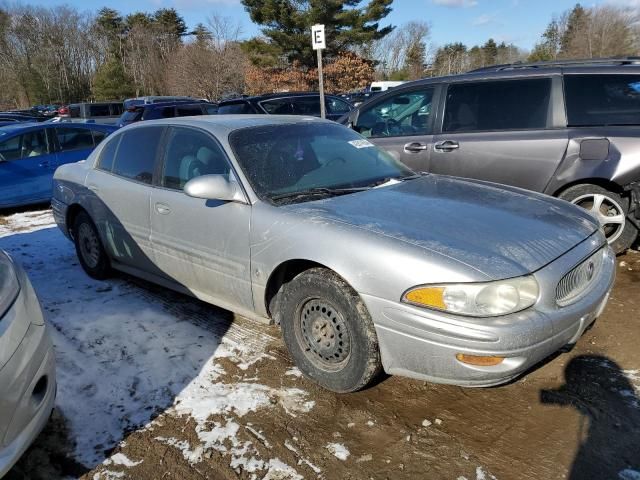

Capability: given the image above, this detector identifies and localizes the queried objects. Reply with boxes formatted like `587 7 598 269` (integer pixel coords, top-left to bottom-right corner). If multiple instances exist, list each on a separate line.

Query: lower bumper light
456 353 505 366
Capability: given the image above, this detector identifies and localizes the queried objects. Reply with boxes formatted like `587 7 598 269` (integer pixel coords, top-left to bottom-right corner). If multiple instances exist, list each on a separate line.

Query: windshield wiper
367 172 427 188
270 186 369 202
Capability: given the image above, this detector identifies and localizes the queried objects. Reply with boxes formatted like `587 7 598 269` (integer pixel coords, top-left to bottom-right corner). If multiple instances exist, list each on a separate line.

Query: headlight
402 276 539 317
0 252 20 319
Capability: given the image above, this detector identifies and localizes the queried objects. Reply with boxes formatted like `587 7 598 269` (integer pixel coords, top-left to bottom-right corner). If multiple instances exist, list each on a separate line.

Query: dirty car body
0 250 56 476
51 116 615 392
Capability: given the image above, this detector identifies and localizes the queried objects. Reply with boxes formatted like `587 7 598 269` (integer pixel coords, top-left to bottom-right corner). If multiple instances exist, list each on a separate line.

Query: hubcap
78 223 100 268
571 193 626 244
296 299 351 371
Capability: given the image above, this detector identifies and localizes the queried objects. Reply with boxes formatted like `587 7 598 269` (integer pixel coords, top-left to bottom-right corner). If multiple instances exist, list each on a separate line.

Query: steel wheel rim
571 193 626 244
295 298 351 372
78 223 100 269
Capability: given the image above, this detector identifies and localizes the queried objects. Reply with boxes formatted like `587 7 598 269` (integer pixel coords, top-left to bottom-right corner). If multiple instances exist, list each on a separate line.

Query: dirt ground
6 227 640 479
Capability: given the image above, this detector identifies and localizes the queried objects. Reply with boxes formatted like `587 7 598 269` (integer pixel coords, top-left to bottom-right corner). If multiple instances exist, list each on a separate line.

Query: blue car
0 122 117 208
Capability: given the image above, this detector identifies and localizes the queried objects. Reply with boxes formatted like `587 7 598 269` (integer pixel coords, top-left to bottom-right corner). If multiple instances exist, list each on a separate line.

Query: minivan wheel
279 268 382 393
559 184 637 254
73 211 111 279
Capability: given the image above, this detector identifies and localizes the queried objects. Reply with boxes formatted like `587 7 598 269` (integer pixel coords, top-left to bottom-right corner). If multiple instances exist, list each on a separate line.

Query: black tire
278 268 381 393
559 184 637 254
73 211 111 279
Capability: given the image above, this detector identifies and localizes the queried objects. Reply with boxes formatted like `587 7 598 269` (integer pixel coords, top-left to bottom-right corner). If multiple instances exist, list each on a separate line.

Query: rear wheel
559 184 637 254
279 268 381 393
73 211 110 279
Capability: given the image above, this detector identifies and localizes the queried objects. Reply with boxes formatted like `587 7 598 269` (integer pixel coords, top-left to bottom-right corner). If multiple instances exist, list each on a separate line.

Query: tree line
0 1 638 109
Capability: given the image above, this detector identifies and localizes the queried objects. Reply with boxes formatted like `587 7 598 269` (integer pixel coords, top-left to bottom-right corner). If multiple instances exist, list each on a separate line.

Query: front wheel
278 268 382 393
559 184 637 254
73 211 111 279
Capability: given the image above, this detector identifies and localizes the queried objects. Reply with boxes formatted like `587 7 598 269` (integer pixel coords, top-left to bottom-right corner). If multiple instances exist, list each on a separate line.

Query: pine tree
560 3 587 56
92 58 135 100
405 40 426 80
241 0 394 68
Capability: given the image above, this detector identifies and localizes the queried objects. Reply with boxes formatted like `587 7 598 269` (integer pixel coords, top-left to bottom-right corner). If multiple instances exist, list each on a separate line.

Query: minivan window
564 74 640 127
354 89 435 138
443 78 552 132
111 127 163 184
110 103 124 115
89 104 111 117
69 105 81 118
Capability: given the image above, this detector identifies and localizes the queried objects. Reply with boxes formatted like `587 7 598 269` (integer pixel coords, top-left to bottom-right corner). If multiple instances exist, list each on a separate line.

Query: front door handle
38 160 49 167
155 203 171 215
434 140 460 152
404 142 428 153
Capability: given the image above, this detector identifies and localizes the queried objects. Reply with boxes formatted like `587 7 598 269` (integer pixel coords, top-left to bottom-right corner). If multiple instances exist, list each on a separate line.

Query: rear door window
260 98 293 115
0 135 22 160
290 97 322 116
55 127 95 151
326 97 352 115
443 78 552 132
97 135 120 172
110 127 164 184
564 74 640 126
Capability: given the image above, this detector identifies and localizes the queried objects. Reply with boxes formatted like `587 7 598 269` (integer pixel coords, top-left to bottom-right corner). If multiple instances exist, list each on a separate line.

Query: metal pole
317 48 326 119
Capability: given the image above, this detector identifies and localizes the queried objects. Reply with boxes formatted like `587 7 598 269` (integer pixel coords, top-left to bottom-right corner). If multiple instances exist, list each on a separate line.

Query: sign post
311 24 326 119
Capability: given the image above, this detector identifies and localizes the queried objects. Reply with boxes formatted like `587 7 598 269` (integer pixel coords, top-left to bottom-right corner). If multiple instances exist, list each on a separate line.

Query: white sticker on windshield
348 139 375 149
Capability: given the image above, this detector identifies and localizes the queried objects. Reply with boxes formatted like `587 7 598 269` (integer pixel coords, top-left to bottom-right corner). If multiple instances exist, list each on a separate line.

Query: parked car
123 96 204 110
369 81 406 92
0 122 116 208
65 102 124 125
341 57 640 253
0 250 56 477
117 100 218 128
217 92 353 121
52 116 614 393
339 90 381 106
0 113 48 123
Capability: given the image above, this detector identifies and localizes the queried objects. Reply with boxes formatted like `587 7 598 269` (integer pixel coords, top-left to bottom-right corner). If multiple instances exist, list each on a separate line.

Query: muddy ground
6 220 640 479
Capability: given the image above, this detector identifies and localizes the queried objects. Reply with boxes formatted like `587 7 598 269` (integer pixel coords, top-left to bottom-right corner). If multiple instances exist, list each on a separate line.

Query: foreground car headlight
0 252 20 319
402 276 539 317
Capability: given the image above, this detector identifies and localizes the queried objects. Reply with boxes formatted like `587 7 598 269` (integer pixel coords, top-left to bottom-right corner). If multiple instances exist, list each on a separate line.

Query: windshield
228 122 414 203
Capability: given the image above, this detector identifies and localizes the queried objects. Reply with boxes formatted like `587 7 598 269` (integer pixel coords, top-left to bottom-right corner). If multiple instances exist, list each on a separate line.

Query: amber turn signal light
456 354 505 366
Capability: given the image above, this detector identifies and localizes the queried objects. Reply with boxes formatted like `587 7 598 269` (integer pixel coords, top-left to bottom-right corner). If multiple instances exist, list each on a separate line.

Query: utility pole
312 24 326 119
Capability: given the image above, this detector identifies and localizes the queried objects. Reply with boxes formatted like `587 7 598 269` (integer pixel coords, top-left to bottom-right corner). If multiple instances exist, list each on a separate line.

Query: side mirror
184 174 246 203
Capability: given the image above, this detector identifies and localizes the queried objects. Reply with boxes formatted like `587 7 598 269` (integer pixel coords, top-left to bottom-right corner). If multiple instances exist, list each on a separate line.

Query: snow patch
326 442 350 461
103 453 142 467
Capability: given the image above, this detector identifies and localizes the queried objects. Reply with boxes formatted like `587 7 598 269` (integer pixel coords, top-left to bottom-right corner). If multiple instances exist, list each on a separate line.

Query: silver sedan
0 250 56 476
52 116 615 393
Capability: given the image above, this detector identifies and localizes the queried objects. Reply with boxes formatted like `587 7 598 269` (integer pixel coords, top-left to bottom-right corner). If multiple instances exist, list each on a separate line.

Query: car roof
122 114 329 135
0 122 115 134
132 100 211 110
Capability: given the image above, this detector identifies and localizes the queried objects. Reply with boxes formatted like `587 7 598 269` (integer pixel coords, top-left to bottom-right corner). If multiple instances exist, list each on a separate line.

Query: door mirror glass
184 174 245 202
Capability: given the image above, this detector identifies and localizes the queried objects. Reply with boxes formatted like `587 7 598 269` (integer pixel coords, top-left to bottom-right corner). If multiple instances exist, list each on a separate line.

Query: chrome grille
556 248 604 306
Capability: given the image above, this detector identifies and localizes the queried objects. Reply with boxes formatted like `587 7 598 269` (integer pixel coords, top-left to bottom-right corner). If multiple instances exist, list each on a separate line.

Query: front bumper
363 234 616 387
0 264 56 477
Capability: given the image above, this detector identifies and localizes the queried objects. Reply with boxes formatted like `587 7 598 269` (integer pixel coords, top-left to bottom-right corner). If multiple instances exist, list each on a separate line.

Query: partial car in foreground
218 93 352 121
0 122 117 208
52 116 614 393
0 250 56 477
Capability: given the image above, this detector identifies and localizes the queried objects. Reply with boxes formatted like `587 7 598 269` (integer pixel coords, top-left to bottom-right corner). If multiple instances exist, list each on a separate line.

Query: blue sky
42 0 634 51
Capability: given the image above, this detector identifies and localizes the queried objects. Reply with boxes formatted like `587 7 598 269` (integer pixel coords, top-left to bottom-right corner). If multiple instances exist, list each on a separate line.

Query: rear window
120 109 143 124
443 78 552 132
218 102 256 114
55 127 94 151
176 104 204 117
564 74 640 126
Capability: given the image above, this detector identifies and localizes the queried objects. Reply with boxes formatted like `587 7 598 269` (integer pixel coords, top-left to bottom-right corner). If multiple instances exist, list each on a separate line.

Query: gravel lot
2 208 639 480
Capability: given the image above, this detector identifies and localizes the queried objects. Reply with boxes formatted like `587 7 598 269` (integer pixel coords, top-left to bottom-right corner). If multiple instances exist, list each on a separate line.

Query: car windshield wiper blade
270 186 369 201
367 172 427 188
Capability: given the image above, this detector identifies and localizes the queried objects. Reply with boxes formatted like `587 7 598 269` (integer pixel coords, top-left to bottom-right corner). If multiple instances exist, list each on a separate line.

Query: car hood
285 175 600 279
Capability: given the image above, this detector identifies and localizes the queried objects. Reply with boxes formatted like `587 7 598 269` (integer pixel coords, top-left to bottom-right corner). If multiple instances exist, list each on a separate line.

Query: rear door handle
155 203 171 215
404 142 428 153
434 140 460 152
